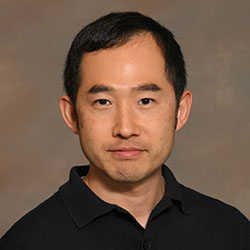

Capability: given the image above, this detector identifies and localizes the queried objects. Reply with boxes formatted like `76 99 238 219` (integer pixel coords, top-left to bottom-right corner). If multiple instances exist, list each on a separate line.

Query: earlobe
175 90 192 131
59 95 79 134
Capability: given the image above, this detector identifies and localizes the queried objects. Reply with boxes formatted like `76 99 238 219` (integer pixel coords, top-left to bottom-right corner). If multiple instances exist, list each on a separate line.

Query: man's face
66 33 188 183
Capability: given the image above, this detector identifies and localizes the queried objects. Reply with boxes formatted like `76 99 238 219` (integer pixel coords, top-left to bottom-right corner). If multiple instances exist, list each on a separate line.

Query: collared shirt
0 165 249 250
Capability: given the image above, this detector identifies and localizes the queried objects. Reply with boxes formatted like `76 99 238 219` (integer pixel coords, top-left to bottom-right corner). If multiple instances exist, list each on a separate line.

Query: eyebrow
134 83 162 92
87 85 114 94
87 83 162 94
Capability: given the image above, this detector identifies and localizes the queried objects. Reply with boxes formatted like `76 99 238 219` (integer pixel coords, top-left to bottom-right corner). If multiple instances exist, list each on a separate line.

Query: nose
112 104 141 139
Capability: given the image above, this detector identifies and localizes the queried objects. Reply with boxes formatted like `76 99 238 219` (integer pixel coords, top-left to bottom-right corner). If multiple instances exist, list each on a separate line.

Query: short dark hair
63 11 187 109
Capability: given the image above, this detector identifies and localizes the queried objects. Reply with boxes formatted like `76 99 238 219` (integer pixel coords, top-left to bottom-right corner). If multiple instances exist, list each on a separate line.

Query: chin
109 175 144 184
103 165 157 184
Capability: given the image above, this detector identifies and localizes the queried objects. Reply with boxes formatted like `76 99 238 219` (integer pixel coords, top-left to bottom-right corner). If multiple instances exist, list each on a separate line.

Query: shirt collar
59 165 188 229
59 166 115 228
161 165 189 215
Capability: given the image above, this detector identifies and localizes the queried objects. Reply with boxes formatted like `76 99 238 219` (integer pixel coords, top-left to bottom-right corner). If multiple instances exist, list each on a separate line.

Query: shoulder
180 183 248 219
0 192 72 250
179 183 250 244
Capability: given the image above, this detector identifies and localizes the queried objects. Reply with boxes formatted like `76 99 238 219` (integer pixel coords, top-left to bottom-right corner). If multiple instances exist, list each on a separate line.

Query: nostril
112 107 141 138
112 120 141 139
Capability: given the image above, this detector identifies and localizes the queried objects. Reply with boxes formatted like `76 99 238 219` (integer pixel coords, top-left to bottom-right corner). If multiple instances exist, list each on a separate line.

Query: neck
83 166 165 228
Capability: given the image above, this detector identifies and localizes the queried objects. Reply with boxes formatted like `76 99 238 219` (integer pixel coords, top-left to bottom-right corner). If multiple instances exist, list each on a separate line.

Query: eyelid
93 99 112 107
138 98 155 105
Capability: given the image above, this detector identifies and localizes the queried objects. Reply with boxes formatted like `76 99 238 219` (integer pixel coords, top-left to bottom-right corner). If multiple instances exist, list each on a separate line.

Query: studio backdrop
0 0 249 237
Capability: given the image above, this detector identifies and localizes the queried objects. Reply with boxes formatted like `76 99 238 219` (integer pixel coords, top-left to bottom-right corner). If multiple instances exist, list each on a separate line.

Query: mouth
108 148 145 159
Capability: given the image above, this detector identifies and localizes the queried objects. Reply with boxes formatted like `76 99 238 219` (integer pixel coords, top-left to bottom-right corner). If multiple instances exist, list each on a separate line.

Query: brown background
0 0 249 237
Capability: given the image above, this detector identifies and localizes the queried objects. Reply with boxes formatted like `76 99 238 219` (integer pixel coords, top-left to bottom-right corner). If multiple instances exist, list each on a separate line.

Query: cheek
148 108 176 133
146 110 176 150
152 122 174 144
78 118 105 162
78 113 110 146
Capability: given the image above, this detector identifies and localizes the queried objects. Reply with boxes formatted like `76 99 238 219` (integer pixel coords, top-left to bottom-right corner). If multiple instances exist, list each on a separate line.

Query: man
1 11 249 250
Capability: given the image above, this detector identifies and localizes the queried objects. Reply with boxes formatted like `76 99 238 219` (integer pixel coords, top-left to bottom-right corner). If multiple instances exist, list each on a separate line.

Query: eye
138 98 154 105
94 99 111 106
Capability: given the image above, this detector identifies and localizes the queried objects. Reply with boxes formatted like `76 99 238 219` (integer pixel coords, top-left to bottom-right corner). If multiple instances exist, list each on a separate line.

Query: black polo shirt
1 165 249 250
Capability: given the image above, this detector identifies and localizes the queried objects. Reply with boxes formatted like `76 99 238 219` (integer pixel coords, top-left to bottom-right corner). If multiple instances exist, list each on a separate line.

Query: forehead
79 33 168 91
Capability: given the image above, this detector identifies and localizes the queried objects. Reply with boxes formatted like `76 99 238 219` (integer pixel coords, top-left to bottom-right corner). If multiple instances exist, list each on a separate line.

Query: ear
175 90 192 131
59 95 79 135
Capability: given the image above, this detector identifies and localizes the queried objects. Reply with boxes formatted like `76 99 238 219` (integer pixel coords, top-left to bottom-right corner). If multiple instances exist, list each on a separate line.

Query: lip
109 148 145 159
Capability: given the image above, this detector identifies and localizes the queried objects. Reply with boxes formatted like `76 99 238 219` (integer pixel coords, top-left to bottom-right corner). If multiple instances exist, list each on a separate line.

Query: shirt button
143 240 151 249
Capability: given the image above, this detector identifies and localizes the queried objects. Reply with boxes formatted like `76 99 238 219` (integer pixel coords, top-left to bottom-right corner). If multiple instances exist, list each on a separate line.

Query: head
60 12 192 185
63 11 187 112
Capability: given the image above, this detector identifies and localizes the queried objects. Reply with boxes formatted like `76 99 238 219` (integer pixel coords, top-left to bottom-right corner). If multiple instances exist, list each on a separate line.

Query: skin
60 33 192 228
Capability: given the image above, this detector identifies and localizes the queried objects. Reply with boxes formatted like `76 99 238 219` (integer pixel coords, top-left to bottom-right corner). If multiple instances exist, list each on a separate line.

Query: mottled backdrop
0 0 249 237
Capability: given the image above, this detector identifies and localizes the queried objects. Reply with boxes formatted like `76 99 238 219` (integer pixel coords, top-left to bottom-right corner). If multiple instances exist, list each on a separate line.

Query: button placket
143 239 152 249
